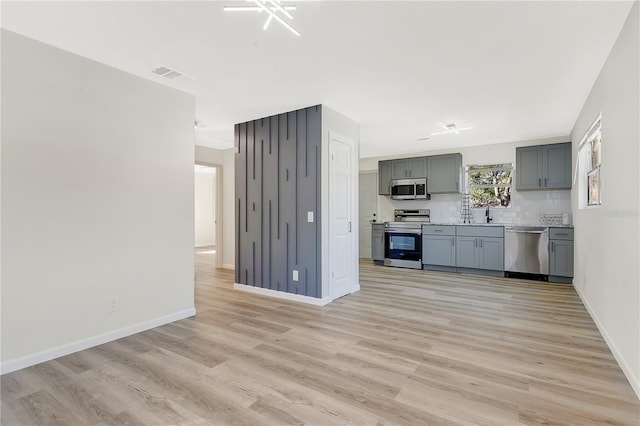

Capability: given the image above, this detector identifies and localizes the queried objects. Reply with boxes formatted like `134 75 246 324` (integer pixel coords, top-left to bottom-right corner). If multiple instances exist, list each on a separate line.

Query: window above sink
466 163 513 208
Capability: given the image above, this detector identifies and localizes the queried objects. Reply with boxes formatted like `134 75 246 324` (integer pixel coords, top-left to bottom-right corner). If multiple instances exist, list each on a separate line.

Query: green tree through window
467 164 513 208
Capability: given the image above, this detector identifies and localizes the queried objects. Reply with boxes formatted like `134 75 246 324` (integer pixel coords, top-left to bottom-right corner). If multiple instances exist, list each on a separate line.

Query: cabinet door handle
451 238 455 247
544 178 547 187
474 239 477 248
551 241 555 252
479 239 483 248
538 178 542 187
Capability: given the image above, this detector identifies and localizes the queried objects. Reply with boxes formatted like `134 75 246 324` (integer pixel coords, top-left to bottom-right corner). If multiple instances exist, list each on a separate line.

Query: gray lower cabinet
478 237 504 270
378 160 392 195
427 153 462 193
455 236 504 270
372 223 385 261
549 227 574 281
422 225 456 267
516 142 571 190
455 226 504 271
456 237 478 268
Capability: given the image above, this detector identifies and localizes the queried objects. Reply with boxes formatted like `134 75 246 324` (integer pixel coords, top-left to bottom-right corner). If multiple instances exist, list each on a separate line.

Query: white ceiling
1 1 633 158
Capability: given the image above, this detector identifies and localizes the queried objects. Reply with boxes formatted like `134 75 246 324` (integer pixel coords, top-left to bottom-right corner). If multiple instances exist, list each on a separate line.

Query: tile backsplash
378 190 572 225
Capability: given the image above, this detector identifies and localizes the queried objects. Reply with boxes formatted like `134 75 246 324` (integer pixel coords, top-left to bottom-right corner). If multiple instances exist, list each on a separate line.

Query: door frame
328 131 358 300
195 161 223 268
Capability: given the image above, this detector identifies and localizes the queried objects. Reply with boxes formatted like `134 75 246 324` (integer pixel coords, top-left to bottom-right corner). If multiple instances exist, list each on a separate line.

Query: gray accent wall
235 105 322 298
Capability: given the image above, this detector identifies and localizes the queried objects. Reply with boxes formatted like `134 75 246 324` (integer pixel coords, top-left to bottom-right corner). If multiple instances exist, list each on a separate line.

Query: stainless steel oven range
384 209 430 269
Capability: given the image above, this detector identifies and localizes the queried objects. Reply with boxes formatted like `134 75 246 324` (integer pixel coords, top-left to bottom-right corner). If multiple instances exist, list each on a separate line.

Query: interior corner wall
570 3 639 398
1 30 195 372
320 105 361 299
234 106 322 297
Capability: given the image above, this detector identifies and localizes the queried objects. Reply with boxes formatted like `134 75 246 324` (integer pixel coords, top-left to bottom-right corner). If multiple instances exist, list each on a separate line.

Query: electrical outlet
292 270 299 281
107 297 119 313
307 211 314 222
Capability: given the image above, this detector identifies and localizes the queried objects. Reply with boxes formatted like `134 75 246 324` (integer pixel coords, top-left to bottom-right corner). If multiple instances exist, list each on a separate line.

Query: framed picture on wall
587 166 600 206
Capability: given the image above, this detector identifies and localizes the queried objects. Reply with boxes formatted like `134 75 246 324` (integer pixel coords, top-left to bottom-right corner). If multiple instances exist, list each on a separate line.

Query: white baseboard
0 307 196 375
574 285 639 400
222 263 235 270
234 283 333 306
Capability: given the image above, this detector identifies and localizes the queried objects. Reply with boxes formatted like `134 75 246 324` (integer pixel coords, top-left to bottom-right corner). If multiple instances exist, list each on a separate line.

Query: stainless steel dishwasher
504 226 549 278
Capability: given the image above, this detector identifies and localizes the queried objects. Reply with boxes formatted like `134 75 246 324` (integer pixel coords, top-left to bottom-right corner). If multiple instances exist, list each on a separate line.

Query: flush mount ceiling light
430 123 473 136
224 1 300 36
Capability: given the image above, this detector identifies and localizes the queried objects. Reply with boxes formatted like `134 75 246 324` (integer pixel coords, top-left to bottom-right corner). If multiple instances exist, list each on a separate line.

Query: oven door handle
385 229 422 235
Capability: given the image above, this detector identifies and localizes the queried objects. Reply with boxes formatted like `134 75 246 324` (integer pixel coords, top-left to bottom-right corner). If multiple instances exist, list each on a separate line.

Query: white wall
194 168 215 247
1 30 195 372
570 3 639 398
321 106 360 299
222 150 235 269
360 136 572 225
194 145 236 269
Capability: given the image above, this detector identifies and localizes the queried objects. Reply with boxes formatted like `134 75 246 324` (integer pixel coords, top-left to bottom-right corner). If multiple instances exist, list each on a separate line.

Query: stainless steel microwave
390 178 428 200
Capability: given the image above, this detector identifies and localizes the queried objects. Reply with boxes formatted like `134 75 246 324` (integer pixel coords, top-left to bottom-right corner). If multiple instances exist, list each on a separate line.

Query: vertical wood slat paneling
276 112 294 292
285 112 297 293
235 105 321 298
242 122 255 285
259 118 274 290
252 122 264 286
307 106 322 297
270 116 285 291
234 123 246 284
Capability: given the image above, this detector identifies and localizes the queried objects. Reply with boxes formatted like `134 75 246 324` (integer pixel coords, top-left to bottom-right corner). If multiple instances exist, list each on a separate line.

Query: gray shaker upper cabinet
427 153 462 194
516 143 572 191
544 143 572 189
378 160 392 195
391 157 427 179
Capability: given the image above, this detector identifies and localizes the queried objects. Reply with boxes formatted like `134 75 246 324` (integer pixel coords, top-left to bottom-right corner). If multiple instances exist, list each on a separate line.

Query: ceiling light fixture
223 5 296 12
430 123 473 136
224 1 300 37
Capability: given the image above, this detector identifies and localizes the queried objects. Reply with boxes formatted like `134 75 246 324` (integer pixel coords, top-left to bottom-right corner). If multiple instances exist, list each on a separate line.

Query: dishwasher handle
505 227 549 234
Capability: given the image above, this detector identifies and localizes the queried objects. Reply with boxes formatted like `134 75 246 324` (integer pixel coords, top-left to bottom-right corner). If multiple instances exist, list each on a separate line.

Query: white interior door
359 171 378 258
330 133 353 299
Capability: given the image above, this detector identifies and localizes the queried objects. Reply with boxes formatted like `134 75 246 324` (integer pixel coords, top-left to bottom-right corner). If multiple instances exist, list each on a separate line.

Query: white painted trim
234 283 333 306
0 307 196 375
574 286 640 400
222 263 235 270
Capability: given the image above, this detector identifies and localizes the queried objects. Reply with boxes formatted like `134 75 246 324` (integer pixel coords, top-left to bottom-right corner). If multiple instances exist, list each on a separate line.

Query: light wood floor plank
1 249 638 425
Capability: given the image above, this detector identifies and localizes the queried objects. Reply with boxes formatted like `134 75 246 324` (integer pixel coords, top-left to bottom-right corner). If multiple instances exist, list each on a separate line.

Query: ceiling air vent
151 65 194 83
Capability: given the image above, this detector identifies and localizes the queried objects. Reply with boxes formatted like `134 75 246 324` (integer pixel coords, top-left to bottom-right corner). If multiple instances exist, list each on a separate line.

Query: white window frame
466 163 514 208
576 114 602 209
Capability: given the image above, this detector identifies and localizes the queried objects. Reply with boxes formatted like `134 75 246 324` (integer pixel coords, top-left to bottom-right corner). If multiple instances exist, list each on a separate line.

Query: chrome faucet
486 206 493 223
